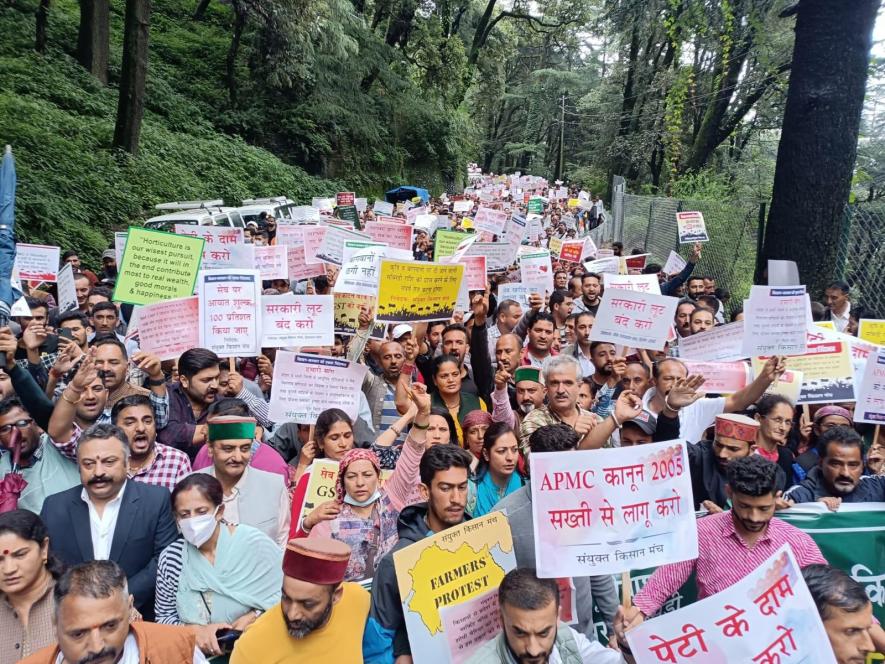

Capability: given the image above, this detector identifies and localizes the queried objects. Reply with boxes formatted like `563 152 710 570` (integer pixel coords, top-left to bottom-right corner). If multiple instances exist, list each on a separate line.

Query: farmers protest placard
376 260 463 323
675 211 709 243
393 511 516 664
529 441 697 578
269 352 368 424
752 334 855 404
853 345 885 423
197 269 261 357
626 544 836 664
473 207 508 235
678 320 746 362
742 286 808 357
519 250 553 294
603 273 662 295
261 293 333 348
114 227 204 306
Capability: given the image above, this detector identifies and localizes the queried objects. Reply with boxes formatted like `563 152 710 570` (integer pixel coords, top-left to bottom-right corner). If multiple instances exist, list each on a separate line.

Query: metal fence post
644 199 654 251
754 202 767 285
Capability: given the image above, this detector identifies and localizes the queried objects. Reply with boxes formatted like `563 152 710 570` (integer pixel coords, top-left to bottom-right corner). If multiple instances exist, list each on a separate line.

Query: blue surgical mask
344 489 382 508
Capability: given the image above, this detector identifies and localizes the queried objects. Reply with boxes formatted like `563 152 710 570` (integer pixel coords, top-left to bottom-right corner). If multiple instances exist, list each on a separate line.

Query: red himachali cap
283 538 351 585
715 413 759 443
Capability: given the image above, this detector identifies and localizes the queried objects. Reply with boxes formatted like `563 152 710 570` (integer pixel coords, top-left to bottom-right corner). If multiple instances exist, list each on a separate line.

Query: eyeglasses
763 416 792 427
0 418 34 435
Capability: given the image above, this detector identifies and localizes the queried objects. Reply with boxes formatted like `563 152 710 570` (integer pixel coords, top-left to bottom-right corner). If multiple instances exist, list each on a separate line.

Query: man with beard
685 276 706 301
158 348 221 455
615 456 826 636
99 248 118 284
231 538 369 663
571 273 602 315
687 306 715 336
688 413 761 511
468 568 633 664
782 427 885 508
491 366 546 430
369 445 474 664
20 560 204 664
548 290 573 347
111 394 191 491
40 424 178 620
195 412 290 546
586 342 625 420
520 312 557 368
91 337 168 410
0 396 80 513
362 340 406 437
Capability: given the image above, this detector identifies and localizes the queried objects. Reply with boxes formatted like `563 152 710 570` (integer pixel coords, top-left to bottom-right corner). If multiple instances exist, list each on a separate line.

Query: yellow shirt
230 583 369 663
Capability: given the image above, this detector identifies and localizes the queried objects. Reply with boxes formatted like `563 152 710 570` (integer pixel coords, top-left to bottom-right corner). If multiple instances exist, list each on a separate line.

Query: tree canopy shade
762 0 881 295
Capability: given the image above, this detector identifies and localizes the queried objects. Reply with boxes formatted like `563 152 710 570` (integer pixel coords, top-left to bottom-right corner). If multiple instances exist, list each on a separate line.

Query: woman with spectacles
750 394 796 490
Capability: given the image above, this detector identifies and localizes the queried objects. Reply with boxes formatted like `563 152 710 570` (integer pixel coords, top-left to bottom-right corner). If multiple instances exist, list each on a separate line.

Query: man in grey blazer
40 423 178 621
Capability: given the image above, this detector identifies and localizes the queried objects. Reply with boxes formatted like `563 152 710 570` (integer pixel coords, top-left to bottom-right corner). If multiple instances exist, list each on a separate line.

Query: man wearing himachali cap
230 537 370 662
687 413 769 511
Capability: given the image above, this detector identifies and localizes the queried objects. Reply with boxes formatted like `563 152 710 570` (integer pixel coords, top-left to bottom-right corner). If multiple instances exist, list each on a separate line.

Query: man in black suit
40 423 177 620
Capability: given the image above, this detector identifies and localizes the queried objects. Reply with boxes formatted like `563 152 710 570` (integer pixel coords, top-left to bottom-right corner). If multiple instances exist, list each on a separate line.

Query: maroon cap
283 538 351 585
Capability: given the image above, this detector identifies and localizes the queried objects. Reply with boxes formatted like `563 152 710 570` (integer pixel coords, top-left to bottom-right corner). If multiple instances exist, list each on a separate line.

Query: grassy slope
0 0 344 263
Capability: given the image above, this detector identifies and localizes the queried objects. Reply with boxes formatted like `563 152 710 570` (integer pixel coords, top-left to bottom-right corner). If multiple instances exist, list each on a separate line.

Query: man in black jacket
783 427 885 509
40 423 177 620
369 444 474 664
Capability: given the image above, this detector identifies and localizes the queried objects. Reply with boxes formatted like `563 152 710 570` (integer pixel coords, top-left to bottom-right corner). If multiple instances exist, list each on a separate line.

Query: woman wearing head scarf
299 386 432 581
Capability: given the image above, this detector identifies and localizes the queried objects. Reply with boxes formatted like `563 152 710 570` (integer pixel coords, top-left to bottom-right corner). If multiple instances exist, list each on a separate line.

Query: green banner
336 204 359 227
778 506 885 625
527 197 544 214
433 229 469 261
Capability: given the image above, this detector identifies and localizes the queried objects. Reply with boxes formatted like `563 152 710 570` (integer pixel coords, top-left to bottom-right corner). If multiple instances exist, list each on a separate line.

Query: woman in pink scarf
300 385 431 581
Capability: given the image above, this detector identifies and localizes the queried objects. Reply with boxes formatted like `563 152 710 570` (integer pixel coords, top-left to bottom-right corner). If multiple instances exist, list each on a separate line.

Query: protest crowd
1 160 884 664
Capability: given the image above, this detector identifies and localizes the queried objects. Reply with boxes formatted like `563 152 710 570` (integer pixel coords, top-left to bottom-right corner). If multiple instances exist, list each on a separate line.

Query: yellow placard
859 319 885 346
461 218 474 229
815 321 835 330
567 198 580 208
548 237 563 257
752 339 854 404
376 260 463 322
301 459 392 521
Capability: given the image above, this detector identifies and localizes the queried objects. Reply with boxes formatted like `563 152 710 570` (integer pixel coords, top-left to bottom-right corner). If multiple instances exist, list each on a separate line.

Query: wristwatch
146 377 166 387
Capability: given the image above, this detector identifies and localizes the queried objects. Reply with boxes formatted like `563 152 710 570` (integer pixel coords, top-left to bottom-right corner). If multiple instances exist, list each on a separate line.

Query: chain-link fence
616 189 764 316
834 202 885 318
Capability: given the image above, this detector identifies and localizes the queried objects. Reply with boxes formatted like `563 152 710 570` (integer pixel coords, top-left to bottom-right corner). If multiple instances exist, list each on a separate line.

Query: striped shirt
155 538 186 624
634 511 826 617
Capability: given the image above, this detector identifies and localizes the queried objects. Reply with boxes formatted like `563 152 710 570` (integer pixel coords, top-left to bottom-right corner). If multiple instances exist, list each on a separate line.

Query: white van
144 200 245 232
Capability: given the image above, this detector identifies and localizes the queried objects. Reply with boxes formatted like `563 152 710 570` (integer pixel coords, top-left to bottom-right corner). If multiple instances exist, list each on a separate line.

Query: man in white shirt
825 281 852 333
642 356 786 444
23 560 207 663
468 568 633 663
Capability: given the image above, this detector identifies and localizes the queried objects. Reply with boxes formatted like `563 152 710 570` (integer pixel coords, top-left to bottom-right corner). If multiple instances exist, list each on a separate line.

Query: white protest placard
335 245 386 296
135 296 199 360
680 360 751 393
451 255 486 292
406 206 427 224
768 259 801 286
742 286 808 357
626 545 836 664
854 345 885 424
261 293 333 347
311 197 335 212
365 221 413 251
530 441 697 578
56 263 78 313
678 320 746 361
274 227 326 282
288 206 321 223
198 269 261 357
314 225 370 265
603 273 662 295
473 207 508 235
413 214 438 237
253 244 288 280
583 256 620 275
269 351 368 423
355 197 368 213
520 250 553 294
465 242 512 272
676 210 709 243
662 250 687 275
175 225 249 270
590 289 678 350
114 232 128 267
503 214 527 265
453 200 473 213
497 282 534 306
14 243 60 283
373 200 395 216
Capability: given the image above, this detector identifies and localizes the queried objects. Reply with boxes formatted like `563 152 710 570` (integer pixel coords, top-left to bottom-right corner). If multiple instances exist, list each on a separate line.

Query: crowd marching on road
0 155 883 664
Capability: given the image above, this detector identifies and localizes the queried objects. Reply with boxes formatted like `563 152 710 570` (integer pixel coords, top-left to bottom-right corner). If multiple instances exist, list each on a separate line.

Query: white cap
391 324 414 340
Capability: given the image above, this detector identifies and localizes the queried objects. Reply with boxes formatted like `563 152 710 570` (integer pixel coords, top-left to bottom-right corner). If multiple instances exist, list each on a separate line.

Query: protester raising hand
0 326 16 366
663 374 706 413
494 366 512 392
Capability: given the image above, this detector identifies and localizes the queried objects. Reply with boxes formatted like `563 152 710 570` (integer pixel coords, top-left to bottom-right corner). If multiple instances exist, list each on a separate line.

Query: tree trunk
35 0 50 53
763 0 880 295
226 3 246 107
77 0 110 83
192 0 210 20
113 0 151 155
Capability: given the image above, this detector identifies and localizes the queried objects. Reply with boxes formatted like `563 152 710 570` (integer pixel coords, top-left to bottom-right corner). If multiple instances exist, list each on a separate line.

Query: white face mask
179 507 220 548
343 489 382 508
